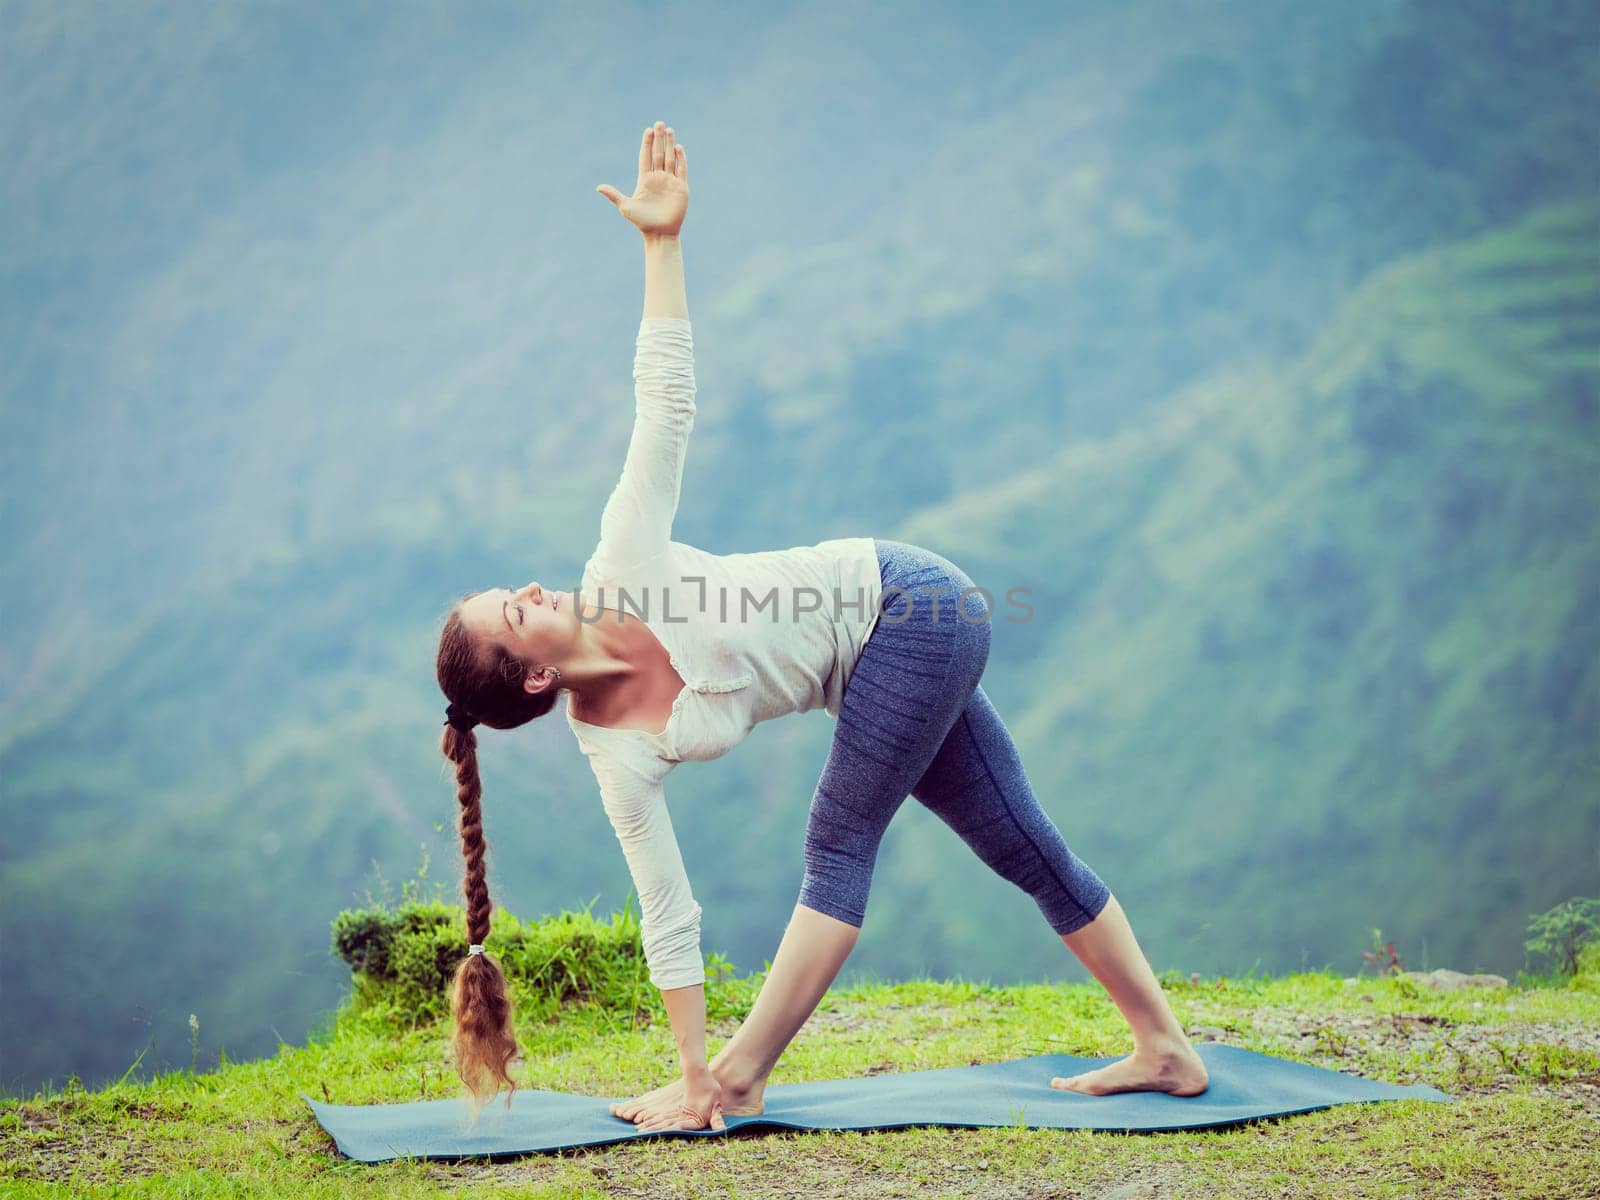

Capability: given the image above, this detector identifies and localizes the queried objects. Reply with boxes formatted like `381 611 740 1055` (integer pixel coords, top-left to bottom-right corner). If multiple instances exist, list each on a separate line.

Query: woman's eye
517 604 525 625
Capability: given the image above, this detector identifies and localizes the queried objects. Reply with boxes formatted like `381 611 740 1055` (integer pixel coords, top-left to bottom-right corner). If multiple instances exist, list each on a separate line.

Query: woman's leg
703 903 861 1106
1053 895 1208 1095
910 683 1111 934
911 684 1208 1096
618 541 1201 1121
710 543 993 1104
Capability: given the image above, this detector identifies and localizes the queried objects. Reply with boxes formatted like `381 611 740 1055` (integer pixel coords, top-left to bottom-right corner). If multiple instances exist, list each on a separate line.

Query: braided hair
434 594 565 1114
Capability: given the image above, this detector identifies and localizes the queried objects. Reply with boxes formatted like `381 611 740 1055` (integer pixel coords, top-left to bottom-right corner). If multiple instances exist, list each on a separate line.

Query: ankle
1133 1030 1195 1057
710 1047 768 1094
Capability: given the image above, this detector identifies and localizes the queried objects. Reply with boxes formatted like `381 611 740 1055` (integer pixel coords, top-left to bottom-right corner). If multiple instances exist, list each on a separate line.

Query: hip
870 539 992 626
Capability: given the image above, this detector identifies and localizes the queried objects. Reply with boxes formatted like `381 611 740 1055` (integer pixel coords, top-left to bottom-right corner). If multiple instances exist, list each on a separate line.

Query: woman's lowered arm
577 745 725 1131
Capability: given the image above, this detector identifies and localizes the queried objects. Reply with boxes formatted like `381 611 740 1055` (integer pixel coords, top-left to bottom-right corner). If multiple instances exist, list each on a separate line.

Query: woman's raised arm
584 309 695 581
581 122 695 581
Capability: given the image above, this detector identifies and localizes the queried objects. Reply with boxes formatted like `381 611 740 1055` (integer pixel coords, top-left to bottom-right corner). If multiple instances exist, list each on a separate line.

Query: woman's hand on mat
632 1066 726 1133
596 120 689 237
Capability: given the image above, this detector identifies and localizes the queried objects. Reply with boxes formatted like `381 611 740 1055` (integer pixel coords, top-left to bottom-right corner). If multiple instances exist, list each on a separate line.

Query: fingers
637 124 654 179
634 120 684 182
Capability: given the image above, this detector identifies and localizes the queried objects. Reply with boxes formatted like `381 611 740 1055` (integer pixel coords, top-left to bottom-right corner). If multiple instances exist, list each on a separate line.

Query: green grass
4 925 1597 1199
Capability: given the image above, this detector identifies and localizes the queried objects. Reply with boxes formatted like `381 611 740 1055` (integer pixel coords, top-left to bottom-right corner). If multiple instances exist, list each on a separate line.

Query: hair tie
444 702 479 732
468 944 486 956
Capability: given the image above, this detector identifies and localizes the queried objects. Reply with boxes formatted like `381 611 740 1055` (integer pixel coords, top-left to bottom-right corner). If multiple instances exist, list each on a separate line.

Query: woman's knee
796 878 868 929
797 845 873 927
799 793 888 926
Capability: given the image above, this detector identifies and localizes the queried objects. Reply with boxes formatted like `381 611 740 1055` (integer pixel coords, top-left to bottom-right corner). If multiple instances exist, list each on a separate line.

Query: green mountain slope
871 199 1599 981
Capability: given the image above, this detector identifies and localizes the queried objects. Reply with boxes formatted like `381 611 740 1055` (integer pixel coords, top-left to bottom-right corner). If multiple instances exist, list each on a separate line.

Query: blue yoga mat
302 1043 1454 1163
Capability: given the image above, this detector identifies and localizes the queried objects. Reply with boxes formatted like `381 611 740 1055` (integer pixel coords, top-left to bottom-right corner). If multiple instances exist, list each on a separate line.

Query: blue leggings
797 538 1112 935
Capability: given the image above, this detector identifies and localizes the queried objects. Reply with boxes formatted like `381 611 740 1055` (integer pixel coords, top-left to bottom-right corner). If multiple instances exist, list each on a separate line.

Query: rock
1400 969 1508 992
1096 1184 1166 1200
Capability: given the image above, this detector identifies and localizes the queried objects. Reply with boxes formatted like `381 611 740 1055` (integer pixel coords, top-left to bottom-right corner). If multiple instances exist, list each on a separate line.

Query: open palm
596 121 689 236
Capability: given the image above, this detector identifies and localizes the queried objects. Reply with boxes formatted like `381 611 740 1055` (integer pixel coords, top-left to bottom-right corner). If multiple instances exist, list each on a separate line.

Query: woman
435 120 1209 1129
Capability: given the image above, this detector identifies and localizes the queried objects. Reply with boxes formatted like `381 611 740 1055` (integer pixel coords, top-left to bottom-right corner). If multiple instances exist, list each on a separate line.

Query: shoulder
567 710 674 780
581 542 680 594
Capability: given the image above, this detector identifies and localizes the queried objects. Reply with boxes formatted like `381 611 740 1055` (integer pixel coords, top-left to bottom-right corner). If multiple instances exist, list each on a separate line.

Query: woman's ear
522 666 562 696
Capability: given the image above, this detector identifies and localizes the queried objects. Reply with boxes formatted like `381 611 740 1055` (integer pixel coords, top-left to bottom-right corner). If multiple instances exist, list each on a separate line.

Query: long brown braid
435 597 564 1114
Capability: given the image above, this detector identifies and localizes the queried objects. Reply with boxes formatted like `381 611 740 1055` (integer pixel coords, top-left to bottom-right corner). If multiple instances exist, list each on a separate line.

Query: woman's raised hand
596 121 689 237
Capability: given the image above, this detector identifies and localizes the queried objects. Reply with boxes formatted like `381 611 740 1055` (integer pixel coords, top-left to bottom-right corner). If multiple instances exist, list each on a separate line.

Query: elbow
641 901 702 965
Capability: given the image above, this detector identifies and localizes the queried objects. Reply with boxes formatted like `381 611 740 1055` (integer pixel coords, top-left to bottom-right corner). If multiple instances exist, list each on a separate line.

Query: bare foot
609 1067 767 1125
1050 1040 1209 1097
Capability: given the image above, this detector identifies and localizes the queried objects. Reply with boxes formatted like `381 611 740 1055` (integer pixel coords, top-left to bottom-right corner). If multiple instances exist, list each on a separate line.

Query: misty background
2 0 1596 1096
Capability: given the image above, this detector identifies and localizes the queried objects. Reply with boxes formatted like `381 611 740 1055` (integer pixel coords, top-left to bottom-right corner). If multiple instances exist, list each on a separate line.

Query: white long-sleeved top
567 317 883 990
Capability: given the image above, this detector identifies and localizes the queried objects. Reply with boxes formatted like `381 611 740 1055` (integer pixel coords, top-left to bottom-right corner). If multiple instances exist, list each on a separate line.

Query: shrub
1524 897 1600 984
329 895 753 1030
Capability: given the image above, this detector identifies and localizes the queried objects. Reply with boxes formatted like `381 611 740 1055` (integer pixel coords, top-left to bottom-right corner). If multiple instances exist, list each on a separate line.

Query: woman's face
457 581 577 693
